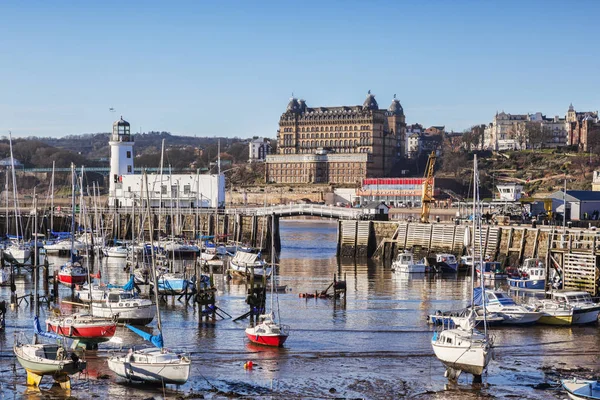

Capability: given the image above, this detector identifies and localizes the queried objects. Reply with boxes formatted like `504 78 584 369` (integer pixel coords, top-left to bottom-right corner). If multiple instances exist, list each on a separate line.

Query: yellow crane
420 151 436 223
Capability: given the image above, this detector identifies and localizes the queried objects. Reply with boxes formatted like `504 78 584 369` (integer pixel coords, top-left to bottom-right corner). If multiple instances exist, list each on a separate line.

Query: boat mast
8 132 20 242
474 155 488 336
50 161 55 235
144 171 163 338
32 191 39 345
80 168 93 315
70 163 76 258
158 139 165 241
563 175 567 232
470 156 477 309
5 170 8 237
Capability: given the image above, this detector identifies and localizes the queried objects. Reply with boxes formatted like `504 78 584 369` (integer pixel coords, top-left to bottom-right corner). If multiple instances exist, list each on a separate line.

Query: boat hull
562 379 600 400
246 332 288 347
432 340 491 376
14 344 84 378
57 273 88 285
507 277 545 290
573 307 600 325
108 354 191 384
498 311 542 324
538 313 573 326
46 320 116 343
91 304 155 325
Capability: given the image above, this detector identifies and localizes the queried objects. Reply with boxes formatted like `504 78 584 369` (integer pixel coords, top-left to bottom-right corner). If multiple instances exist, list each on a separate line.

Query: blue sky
1 1 598 138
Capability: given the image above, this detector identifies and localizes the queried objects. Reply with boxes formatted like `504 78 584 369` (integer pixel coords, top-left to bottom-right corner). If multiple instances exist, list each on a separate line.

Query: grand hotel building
265 92 406 184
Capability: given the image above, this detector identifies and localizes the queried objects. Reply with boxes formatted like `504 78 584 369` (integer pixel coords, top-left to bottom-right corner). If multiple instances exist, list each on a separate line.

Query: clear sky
1 1 598 138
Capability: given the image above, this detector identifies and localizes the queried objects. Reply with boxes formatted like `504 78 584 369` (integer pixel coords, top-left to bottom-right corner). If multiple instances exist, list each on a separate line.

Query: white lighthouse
109 116 134 207
107 116 226 209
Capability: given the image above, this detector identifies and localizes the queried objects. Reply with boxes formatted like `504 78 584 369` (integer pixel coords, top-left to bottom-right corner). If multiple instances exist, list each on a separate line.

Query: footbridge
225 204 368 219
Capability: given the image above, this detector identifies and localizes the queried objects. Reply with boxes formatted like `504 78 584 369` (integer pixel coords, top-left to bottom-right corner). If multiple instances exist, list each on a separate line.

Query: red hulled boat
245 313 289 347
46 313 116 344
57 262 88 285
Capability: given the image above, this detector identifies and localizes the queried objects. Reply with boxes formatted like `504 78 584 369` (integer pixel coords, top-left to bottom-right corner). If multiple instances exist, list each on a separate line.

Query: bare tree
508 124 527 150
526 122 552 150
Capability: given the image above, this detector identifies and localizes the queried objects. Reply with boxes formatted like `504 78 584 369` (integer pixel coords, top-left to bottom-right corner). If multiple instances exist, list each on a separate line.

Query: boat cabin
476 261 504 274
484 290 516 306
396 251 415 265
552 291 596 306
522 258 544 271
437 254 457 264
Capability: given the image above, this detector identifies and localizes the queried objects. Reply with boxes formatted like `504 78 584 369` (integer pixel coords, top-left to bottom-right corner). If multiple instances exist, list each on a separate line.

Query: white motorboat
531 299 574 325
91 291 155 325
230 251 272 278
75 284 108 302
478 289 542 324
162 240 199 255
550 291 600 324
562 378 600 400
102 245 129 258
391 251 426 273
44 239 87 254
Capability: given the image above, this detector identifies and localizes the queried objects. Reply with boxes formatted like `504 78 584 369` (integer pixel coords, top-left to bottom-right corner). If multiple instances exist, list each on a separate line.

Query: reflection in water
0 219 591 399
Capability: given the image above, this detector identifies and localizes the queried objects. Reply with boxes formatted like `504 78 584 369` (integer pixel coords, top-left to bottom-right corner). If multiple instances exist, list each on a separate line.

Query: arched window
320 140 324 146
344 140 348 147
326 140 330 147
320 133 324 139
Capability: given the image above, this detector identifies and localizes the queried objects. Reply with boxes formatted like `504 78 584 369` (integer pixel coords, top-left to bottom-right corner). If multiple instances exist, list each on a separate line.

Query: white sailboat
5 132 30 264
431 155 493 381
107 172 191 384
14 195 86 389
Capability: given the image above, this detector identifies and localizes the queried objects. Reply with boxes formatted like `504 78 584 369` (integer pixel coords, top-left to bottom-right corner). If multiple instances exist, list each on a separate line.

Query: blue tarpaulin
33 316 61 340
125 324 164 349
122 275 135 291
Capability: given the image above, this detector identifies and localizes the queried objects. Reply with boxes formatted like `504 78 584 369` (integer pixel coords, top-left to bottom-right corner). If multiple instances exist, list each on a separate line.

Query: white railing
224 204 367 219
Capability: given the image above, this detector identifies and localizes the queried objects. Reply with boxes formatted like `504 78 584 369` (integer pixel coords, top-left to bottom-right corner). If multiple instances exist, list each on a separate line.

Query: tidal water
0 219 597 399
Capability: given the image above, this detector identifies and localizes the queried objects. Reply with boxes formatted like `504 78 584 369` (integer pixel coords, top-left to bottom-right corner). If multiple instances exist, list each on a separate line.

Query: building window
127 165 132 173
127 151 131 158
161 185 167 195
184 184 191 194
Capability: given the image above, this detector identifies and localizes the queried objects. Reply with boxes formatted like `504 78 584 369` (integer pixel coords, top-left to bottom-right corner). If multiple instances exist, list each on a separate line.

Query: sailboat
431 155 493 381
107 172 191 384
47 169 117 347
4 132 31 264
57 164 88 286
245 216 289 347
14 193 86 388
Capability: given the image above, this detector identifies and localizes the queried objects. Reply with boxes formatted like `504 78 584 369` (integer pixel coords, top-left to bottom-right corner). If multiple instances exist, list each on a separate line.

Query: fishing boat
476 289 542 324
507 265 546 290
431 155 493 381
562 378 600 400
230 251 272 278
550 291 600 324
435 253 458 273
245 216 289 347
391 251 426 273
108 172 191 384
476 261 507 281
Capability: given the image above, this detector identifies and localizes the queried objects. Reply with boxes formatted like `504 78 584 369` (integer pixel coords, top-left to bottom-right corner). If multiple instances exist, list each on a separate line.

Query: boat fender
244 361 253 370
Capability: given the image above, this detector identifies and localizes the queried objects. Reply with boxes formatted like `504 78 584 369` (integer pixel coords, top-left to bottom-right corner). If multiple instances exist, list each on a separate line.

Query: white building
496 183 523 202
405 124 423 158
108 117 225 208
248 137 271 162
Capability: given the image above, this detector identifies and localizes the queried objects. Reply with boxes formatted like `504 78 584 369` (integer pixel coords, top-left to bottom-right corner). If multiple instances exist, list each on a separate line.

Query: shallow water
0 219 595 399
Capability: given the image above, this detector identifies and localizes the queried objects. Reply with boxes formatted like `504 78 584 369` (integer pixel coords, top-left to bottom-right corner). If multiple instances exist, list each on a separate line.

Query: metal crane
420 151 436 223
